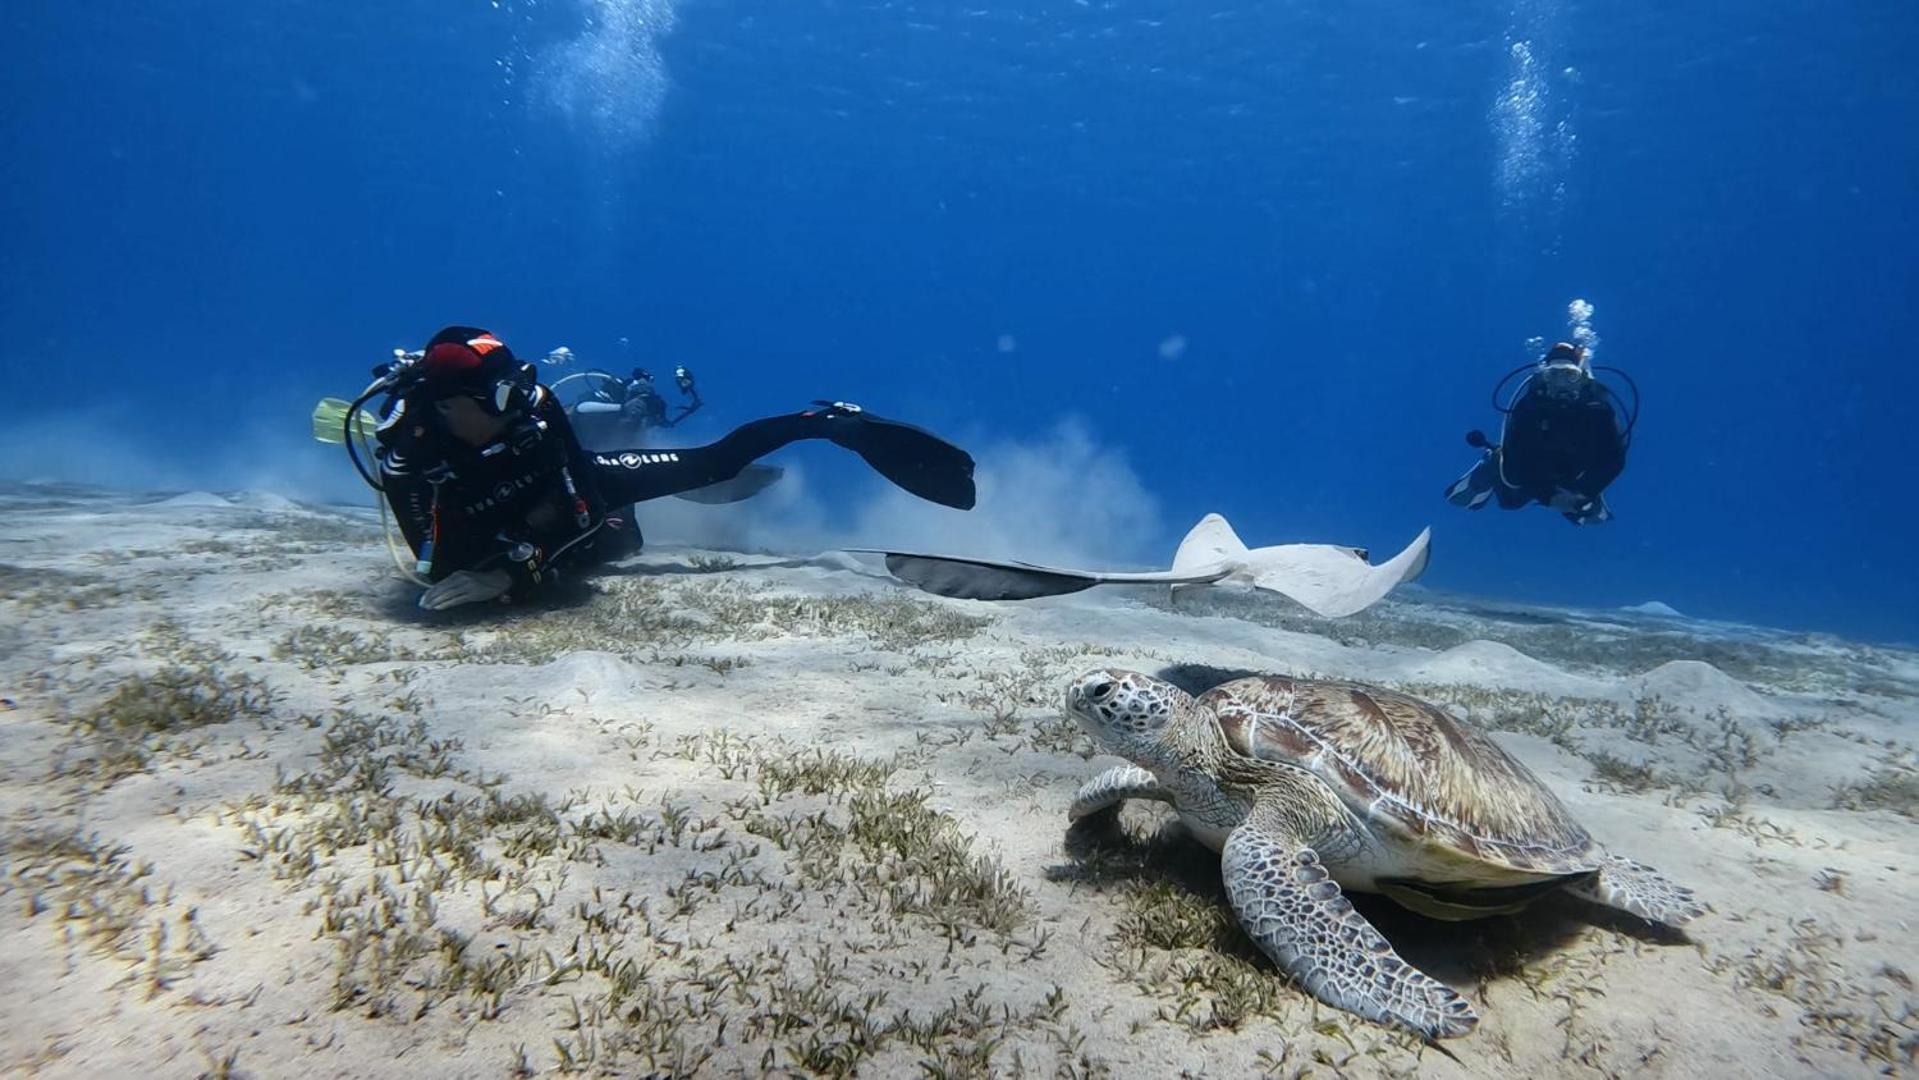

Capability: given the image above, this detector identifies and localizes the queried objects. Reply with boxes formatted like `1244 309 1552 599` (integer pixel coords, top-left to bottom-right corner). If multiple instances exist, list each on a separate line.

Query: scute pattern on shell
1202 676 1593 871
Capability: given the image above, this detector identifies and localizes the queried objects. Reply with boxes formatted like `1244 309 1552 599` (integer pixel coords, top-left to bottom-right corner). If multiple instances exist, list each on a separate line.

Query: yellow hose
355 421 431 587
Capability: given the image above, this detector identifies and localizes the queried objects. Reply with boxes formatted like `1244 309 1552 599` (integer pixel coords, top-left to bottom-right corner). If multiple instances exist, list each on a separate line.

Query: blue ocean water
2 1 1914 640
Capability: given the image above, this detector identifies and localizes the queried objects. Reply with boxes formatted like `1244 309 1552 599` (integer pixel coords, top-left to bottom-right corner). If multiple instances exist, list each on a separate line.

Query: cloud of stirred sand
0 406 367 505
849 418 1161 567
0 411 1164 572
634 418 1164 570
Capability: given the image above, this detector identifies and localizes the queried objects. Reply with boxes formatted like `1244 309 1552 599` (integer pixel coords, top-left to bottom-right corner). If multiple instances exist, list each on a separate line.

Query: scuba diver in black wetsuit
346 326 976 611
560 364 703 451
1443 342 1638 525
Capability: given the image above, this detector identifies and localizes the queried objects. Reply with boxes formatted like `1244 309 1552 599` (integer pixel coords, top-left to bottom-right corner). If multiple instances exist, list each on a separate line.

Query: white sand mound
151 491 232 508
227 490 301 512
410 649 648 709
1621 600 1685 618
1632 659 1784 719
535 651 648 700
806 550 873 575
1392 639 1609 697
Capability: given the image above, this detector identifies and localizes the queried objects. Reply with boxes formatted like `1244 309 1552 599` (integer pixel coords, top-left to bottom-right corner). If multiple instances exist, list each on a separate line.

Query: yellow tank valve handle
311 397 380 445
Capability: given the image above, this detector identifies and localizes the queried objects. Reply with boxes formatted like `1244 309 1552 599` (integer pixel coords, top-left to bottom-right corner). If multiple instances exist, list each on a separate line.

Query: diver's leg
1493 462 1534 509
592 414 821 505
592 406 975 510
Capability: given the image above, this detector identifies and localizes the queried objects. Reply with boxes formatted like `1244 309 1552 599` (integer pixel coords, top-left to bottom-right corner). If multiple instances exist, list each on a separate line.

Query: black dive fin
819 404 977 510
673 464 785 505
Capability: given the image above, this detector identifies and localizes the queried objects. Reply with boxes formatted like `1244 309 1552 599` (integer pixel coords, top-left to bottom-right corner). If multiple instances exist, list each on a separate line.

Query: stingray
853 514 1431 618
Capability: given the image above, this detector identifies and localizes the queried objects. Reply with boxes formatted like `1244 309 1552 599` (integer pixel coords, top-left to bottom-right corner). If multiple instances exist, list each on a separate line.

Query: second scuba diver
561 365 703 451
1443 341 1637 525
346 326 976 611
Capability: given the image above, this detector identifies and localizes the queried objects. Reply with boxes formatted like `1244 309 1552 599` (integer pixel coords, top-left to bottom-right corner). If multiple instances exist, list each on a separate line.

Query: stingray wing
848 520 1429 612
1231 527 1432 618
1170 513 1249 572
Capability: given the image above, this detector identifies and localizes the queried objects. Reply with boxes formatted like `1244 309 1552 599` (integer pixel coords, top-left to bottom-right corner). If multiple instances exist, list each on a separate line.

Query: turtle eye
1086 679 1116 702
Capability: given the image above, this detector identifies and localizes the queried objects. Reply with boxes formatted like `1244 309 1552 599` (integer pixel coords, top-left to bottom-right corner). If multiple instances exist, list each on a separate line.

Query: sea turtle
1063 668 1706 1040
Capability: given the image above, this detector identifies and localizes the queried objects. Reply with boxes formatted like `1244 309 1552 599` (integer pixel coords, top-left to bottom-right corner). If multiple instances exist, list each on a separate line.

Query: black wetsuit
1445 367 1629 524
1500 379 1627 506
570 378 672 451
375 388 972 596
568 369 707 454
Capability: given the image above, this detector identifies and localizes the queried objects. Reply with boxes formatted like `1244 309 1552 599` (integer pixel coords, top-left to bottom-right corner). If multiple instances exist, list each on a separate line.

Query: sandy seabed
0 482 1913 1079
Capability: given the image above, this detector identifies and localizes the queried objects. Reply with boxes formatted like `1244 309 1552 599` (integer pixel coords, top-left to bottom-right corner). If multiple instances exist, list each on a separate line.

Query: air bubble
536 0 680 148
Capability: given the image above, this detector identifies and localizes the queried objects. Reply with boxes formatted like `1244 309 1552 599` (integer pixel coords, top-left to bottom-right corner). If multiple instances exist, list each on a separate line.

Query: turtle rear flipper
1564 852 1707 928
1223 794 1479 1040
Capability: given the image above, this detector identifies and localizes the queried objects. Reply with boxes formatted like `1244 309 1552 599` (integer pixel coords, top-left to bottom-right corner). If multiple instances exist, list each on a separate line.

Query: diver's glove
419 569 514 611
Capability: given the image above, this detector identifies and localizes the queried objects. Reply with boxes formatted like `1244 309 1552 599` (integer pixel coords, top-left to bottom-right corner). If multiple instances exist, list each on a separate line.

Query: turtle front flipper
1564 852 1707 928
1223 796 1479 1040
1069 765 1169 822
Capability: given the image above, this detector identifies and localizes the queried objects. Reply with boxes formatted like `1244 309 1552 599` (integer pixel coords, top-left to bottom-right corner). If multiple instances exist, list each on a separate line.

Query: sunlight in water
1491 5 1578 235
537 0 680 147
1493 39 1548 208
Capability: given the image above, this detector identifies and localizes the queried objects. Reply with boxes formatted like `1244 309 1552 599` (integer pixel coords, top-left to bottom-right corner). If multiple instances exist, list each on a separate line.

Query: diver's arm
419 569 513 610
427 410 604 594
665 390 703 427
663 367 702 427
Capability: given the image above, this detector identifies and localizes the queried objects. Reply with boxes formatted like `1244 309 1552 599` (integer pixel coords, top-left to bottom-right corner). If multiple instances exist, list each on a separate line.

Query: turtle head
1065 668 1190 764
